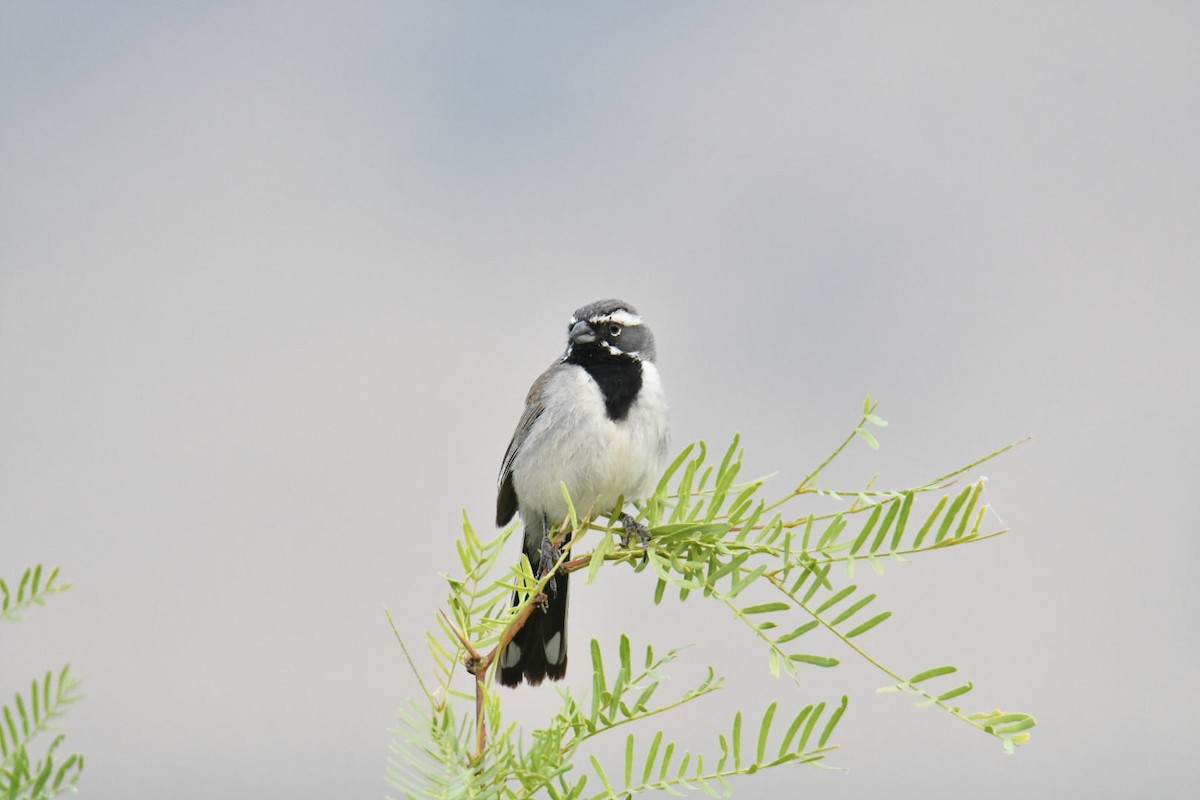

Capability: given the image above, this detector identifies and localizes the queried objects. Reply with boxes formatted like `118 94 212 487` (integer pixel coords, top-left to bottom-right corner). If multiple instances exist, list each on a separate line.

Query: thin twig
438 609 490 758
474 670 487 758
917 437 1031 489
797 411 873 492
386 606 436 706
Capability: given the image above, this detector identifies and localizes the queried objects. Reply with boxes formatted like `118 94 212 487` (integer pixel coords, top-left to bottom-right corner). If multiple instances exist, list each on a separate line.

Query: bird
496 299 670 688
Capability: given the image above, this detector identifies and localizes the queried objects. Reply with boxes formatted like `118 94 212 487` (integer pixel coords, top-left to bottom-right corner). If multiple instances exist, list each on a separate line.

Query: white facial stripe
600 341 644 359
590 309 642 327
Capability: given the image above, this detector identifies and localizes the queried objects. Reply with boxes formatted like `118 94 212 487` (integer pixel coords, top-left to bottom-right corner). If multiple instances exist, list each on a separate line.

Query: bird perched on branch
496 299 670 687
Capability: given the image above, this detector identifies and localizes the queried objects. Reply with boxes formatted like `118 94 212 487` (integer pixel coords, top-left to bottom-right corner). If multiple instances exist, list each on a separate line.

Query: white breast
512 361 669 525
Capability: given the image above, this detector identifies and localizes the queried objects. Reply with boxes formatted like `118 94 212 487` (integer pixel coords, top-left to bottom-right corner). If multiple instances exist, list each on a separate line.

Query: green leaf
587 533 611 585
742 602 790 615
732 711 743 769
590 754 616 795
845 611 892 639
912 495 949 549
728 489 763 527
871 498 901 554
651 522 732 539
816 585 857 615
655 444 695 495
850 505 882 555
706 436 743 522
831 593 876 627
935 486 971 544
16 694 29 735
4 707 21 757
954 481 983 540
608 664 627 718
778 706 811 757
659 740 676 784
819 696 849 747
756 702 777 763
797 701 826 751
801 564 832 604
625 732 635 787
559 482 579 529
591 639 607 693
978 712 1031 726
891 491 914 551
642 729 663 784
996 716 1036 735
910 665 957 684
775 620 818 644
30 756 54 798
788 654 839 667
936 682 974 702
728 564 767 597
856 427 880 449
801 514 815 551
55 753 82 790
816 514 846 549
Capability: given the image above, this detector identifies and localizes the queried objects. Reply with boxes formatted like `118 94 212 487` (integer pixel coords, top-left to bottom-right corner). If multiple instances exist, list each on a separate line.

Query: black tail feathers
498 567 569 688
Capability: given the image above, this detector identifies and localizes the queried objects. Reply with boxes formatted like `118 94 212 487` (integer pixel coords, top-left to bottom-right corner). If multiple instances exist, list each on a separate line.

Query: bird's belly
513 366 667 524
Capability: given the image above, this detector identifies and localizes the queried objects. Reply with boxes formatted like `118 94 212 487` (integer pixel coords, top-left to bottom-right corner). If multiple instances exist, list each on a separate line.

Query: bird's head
565 299 656 363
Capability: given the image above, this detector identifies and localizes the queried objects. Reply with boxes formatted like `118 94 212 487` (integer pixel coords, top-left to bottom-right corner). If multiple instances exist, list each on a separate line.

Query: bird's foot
462 652 485 675
537 538 563 597
620 513 653 548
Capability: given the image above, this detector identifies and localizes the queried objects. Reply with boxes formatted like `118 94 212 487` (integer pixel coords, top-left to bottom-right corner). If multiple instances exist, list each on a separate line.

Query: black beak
568 320 596 344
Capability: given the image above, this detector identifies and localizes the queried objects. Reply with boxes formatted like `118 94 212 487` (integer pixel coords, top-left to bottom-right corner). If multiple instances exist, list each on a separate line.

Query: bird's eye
608 323 622 337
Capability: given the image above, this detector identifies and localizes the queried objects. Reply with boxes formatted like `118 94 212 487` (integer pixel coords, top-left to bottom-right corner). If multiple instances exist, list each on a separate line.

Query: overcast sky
2 3 1198 798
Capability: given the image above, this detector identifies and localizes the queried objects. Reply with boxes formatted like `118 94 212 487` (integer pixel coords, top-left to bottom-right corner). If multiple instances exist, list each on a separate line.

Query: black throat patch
567 347 643 421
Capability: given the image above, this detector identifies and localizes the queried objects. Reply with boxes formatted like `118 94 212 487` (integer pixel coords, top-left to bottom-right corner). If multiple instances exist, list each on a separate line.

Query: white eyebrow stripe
590 309 642 327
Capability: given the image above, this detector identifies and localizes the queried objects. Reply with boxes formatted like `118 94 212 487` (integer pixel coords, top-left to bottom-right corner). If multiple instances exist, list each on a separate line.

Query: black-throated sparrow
496 299 670 687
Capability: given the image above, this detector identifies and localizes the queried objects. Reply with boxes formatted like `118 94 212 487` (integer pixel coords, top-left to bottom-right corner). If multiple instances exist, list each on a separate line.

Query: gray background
3 2 1197 798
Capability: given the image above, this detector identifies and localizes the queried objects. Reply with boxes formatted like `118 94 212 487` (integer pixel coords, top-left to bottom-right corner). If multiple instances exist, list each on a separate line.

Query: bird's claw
537 538 562 598
620 513 653 548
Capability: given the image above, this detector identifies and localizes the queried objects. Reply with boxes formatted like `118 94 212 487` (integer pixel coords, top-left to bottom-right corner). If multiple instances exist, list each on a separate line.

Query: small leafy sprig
387 629 847 800
388 397 1035 798
0 565 84 800
0 566 70 625
628 396 1034 752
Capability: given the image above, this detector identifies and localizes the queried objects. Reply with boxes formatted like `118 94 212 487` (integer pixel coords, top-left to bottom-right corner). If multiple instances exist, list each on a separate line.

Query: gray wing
496 362 562 526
